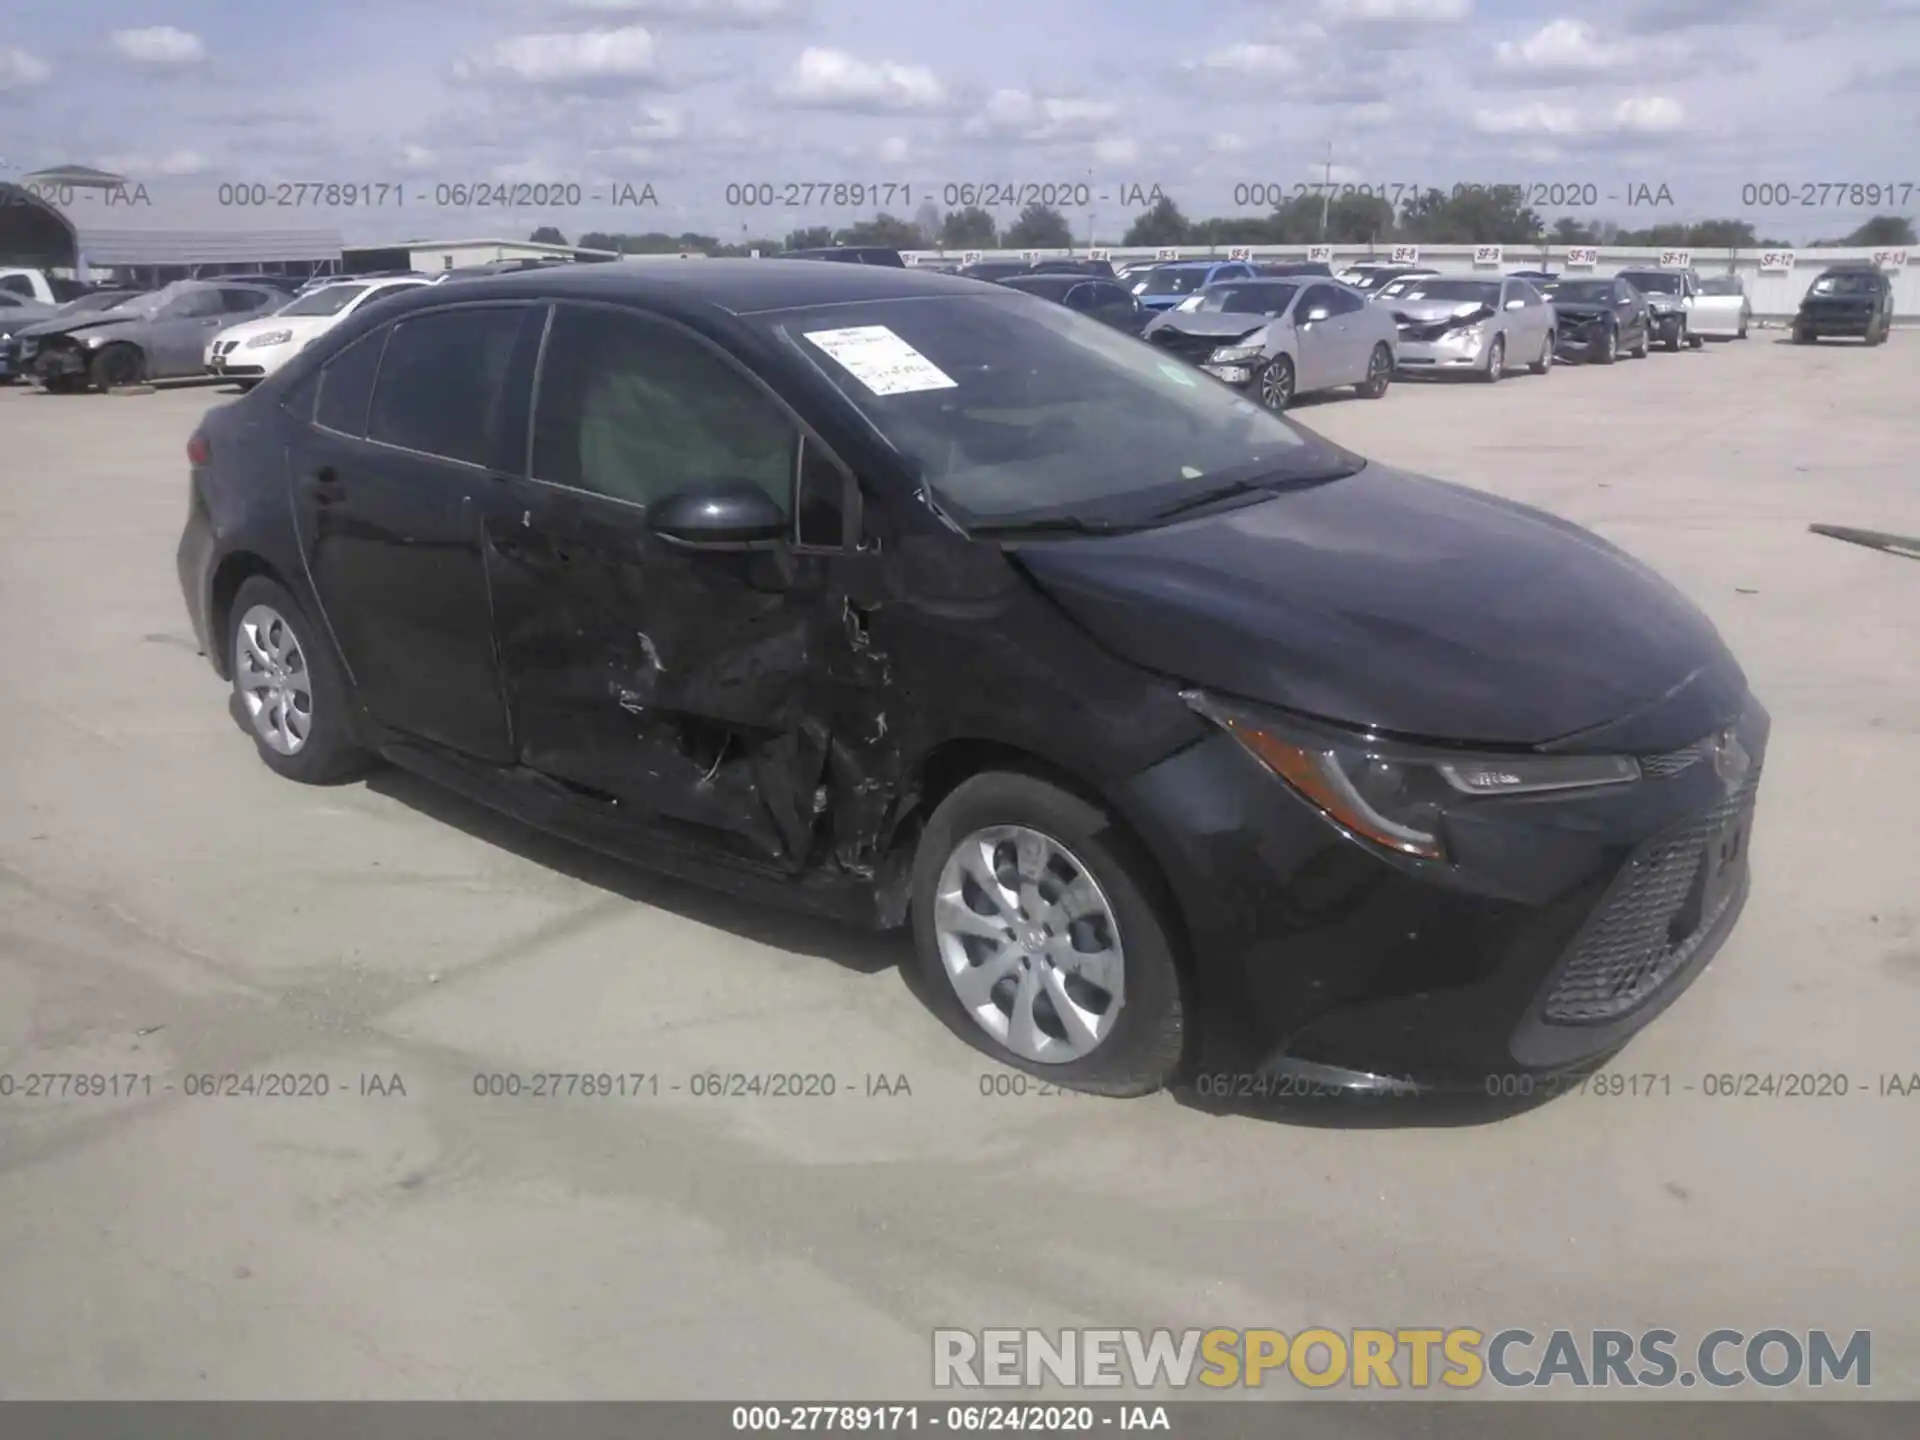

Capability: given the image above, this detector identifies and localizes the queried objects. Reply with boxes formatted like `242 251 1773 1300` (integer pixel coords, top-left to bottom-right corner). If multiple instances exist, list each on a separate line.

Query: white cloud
776 47 946 111
559 0 797 22
1 45 50 89
455 28 659 88
1182 43 1299 77
109 26 206 69
1494 19 1633 74
1611 94 1686 132
1473 102 1583 135
397 144 438 171
878 135 911 162
98 149 208 176
629 105 684 140
1349 101 1396 126
1208 132 1251 154
1321 0 1472 22
964 89 1117 139
1092 137 1140 165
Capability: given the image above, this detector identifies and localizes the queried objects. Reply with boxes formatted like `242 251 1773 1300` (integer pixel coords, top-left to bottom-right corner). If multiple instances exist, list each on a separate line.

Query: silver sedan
1141 277 1398 409
1384 275 1558 382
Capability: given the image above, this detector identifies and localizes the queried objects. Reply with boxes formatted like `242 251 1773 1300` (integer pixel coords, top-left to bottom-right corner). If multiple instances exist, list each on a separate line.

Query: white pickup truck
0 268 66 305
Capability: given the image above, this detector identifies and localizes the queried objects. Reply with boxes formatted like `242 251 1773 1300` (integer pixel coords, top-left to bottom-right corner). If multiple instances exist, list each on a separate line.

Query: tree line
533 192 1916 257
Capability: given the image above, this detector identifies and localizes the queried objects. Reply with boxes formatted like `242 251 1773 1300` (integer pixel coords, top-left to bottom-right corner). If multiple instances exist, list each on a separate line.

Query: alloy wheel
1485 336 1504 381
1603 326 1617 361
1364 345 1390 395
932 825 1126 1065
234 603 314 755
1260 357 1294 409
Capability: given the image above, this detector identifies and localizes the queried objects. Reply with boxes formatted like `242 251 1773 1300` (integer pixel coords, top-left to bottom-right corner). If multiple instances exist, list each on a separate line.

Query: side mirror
648 482 789 549
1303 307 1330 322
1505 298 1527 310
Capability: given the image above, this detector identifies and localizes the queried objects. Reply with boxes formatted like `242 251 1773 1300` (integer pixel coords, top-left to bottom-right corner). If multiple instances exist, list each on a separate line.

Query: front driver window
163 290 225 320
532 303 798 515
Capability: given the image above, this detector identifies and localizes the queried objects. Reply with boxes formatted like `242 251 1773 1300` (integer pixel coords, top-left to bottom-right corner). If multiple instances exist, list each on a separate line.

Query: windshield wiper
1145 463 1364 523
967 515 1135 538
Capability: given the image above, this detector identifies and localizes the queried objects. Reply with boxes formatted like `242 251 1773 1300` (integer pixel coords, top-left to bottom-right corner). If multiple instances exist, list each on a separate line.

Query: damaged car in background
26 279 284 391
1616 267 1702 351
1142 276 1396 409
178 262 1769 1100
1541 276 1652 364
1387 275 1558 381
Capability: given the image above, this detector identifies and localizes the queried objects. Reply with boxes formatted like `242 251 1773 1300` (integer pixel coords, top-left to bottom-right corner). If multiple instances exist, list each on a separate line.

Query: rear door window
366 306 531 469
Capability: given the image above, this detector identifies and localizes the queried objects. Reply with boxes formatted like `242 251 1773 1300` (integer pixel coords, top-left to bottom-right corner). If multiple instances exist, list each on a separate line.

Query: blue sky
2 0 1917 244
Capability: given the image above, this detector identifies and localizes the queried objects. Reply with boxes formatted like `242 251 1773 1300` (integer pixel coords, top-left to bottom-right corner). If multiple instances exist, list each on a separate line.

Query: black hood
1013 464 1743 749
1550 304 1609 319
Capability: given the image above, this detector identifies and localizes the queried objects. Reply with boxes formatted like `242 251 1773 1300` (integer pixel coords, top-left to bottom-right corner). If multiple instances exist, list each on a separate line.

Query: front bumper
176 473 220 668
205 337 288 379
1553 315 1614 355
1394 330 1490 370
1113 697 1771 1092
30 339 88 380
1648 310 1686 340
1796 308 1876 337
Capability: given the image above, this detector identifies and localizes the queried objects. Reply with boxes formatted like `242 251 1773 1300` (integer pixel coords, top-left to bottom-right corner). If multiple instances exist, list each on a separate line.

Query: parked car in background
1792 265 1894 345
1025 259 1119 278
26 279 285 391
1129 259 1259 312
1387 275 1557 381
956 259 1036 282
1256 261 1333 278
295 270 426 295
206 276 433 387
1506 269 1558 283
1691 275 1752 341
1541 276 1652 363
1 288 145 381
997 272 1146 333
1144 277 1397 409
200 273 305 294
1337 262 1435 294
0 292 67 381
1616 268 1701 350
781 246 907 267
177 259 1770 1098
0 267 62 304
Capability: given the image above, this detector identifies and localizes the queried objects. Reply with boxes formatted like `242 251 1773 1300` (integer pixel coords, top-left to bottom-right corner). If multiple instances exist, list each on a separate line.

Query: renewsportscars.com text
932 1327 1870 1390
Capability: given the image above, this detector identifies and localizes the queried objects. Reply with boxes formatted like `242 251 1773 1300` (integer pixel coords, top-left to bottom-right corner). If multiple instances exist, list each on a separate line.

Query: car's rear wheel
89 343 145 391
1357 343 1392 398
1531 331 1554 374
1687 330 1704 349
1257 354 1295 410
1478 334 1505 383
227 576 369 784
910 773 1186 1097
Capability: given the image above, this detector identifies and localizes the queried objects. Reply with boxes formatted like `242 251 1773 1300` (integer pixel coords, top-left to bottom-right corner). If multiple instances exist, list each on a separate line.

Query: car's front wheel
1531 331 1554 374
1665 320 1686 352
1257 354 1295 410
1594 325 1618 365
89 343 145 391
1357 343 1392 398
1478 334 1505 383
1793 326 1815 344
910 773 1186 1097
227 575 369 784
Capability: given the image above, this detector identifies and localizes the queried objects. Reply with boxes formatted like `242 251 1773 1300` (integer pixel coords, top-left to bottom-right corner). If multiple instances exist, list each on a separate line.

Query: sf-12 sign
1658 249 1693 269
1872 249 1908 270
1227 246 1254 262
1473 245 1503 267
1758 250 1795 272
1156 247 1181 261
1564 247 1599 267
961 250 984 265
1390 245 1419 264
1306 245 1333 264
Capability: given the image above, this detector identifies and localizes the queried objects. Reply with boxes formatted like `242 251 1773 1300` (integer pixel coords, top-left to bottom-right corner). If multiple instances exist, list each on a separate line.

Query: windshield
58 291 141 315
1185 282 1298 315
276 284 373 317
1000 276 1077 300
1620 272 1683 295
1395 279 1501 304
1545 280 1616 303
1698 276 1744 296
755 292 1347 527
1134 266 1213 296
1811 272 1879 295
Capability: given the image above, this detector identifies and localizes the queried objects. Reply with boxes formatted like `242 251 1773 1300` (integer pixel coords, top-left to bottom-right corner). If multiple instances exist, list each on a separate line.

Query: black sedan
995 271 1146 332
177 261 1768 1098
1793 265 1895 345
1543 276 1652 363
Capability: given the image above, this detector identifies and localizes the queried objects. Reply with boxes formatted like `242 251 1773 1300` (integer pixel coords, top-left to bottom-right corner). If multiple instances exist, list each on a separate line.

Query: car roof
350 257 994 317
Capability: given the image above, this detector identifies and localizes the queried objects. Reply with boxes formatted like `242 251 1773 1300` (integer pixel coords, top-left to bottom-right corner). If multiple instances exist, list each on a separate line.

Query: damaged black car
178 262 1768 1099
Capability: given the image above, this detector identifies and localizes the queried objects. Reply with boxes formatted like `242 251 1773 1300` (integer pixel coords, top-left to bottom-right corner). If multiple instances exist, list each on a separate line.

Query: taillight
186 432 210 466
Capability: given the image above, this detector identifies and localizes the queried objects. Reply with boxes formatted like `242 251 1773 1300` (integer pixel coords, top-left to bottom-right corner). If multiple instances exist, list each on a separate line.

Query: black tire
1357 343 1392 398
909 772 1187 1097
1664 325 1683 352
1593 325 1618 365
1477 334 1505 383
1631 326 1650 359
1530 331 1554 375
1687 331 1704 350
226 575 370 785
1256 354 1294 410
89 343 145 392
40 372 79 394
1793 327 1814 345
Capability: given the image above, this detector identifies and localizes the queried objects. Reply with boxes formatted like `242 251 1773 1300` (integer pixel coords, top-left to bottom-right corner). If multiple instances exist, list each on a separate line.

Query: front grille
1151 328 1231 364
1641 743 1706 778
1542 768 1760 1023
1397 319 1453 343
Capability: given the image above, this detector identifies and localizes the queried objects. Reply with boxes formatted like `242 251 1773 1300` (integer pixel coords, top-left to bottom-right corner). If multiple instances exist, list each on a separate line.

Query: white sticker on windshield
803 326 957 395
1157 362 1197 387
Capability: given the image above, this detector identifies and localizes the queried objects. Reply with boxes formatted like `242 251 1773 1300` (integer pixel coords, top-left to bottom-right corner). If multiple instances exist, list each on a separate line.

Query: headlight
1184 691 1639 862
1208 343 1265 364
246 330 293 348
